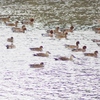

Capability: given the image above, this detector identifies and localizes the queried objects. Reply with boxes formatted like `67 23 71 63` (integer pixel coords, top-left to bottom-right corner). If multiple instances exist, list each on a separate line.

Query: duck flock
0 15 100 100
0 15 100 68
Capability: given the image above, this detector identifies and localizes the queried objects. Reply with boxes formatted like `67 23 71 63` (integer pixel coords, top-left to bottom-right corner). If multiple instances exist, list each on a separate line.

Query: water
0 0 100 100
0 0 100 30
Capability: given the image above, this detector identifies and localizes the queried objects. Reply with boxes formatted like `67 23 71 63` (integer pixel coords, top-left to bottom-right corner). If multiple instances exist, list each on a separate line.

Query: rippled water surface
0 0 100 30
0 0 100 100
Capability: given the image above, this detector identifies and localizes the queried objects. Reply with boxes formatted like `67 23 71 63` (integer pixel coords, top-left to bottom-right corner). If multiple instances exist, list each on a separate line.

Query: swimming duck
5 21 18 27
12 25 25 30
91 39 100 42
72 46 87 52
12 26 26 33
54 55 74 61
21 18 34 25
62 25 74 33
53 27 60 34
6 43 16 49
7 37 14 43
84 51 98 57
65 41 80 49
0 16 10 22
33 51 50 57
30 62 44 68
92 27 100 33
30 46 43 51
55 32 68 40
42 30 54 37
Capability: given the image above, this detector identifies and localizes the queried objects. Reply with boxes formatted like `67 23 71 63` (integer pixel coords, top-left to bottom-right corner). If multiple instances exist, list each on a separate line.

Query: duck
53 27 60 34
92 27 100 33
84 51 98 58
62 25 74 33
72 46 87 52
0 16 10 22
91 39 100 42
33 51 50 57
30 46 43 51
97 43 100 46
65 41 80 49
21 18 34 25
7 37 14 43
54 55 74 61
12 25 26 33
55 32 68 40
5 21 18 27
12 25 25 30
29 62 44 68
42 30 54 37
6 43 16 49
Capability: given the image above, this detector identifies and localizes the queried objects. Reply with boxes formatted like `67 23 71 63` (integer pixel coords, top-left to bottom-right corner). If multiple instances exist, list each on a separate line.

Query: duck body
30 62 44 68
65 41 80 49
21 18 34 25
6 44 16 49
0 16 10 22
62 25 74 33
7 37 14 43
30 46 43 51
84 51 98 57
72 46 87 52
54 55 74 61
55 32 68 39
33 51 50 57
5 21 18 27
12 27 26 33
42 30 54 37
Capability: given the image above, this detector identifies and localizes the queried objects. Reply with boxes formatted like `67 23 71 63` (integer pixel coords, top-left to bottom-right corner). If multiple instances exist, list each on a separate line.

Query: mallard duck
72 46 87 52
65 41 80 49
33 51 50 57
84 51 98 57
30 62 44 68
30 46 43 51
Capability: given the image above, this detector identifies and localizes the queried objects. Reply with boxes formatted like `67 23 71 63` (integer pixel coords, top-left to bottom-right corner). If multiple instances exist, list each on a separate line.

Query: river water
0 0 100 30
0 1 100 100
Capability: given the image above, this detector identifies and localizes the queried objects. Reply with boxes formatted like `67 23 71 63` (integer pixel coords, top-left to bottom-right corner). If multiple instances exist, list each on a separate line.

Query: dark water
0 0 100 30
